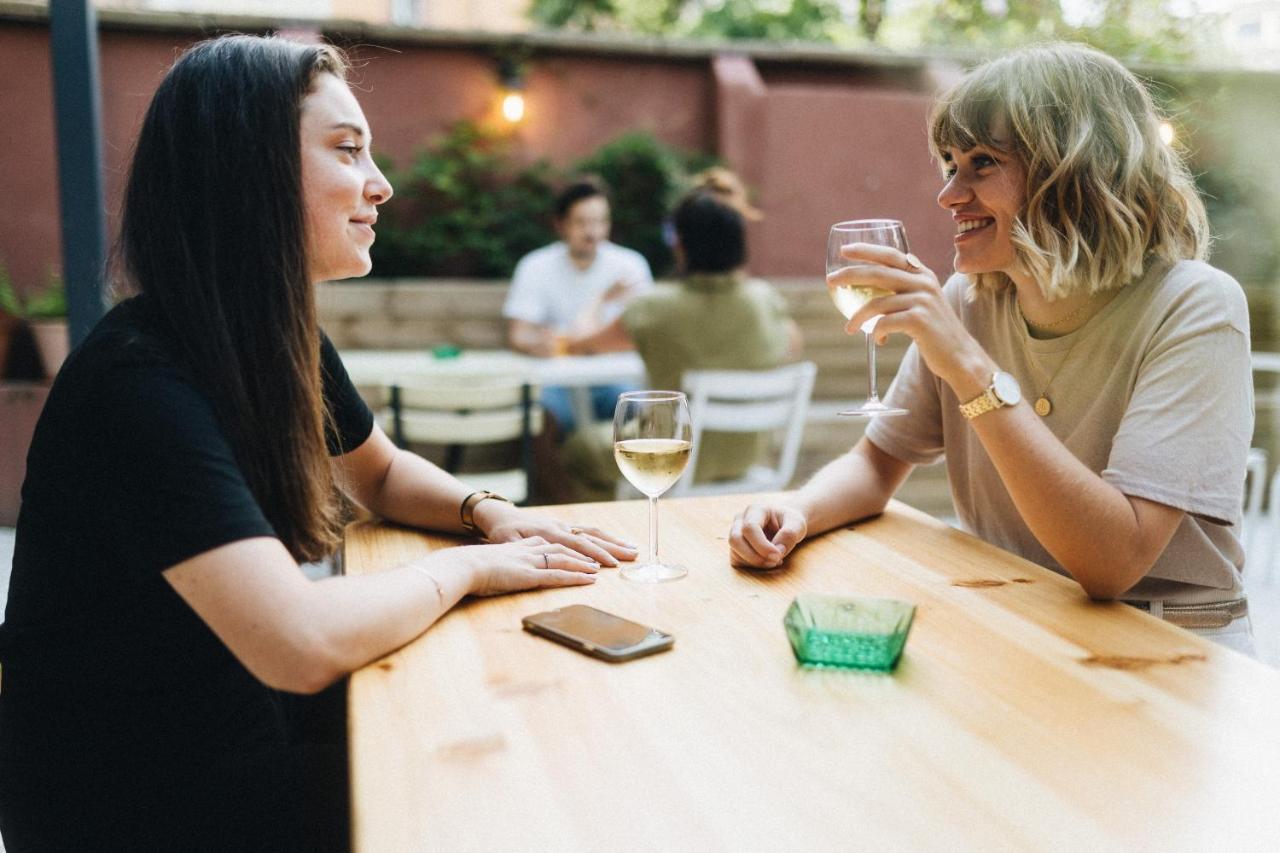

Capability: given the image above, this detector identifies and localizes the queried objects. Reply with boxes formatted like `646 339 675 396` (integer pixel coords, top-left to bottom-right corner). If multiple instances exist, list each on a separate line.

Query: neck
1013 283 1109 339
567 244 598 271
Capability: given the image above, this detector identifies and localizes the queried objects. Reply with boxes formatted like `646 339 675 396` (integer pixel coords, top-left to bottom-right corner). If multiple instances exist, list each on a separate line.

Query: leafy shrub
371 122 559 278
369 122 713 280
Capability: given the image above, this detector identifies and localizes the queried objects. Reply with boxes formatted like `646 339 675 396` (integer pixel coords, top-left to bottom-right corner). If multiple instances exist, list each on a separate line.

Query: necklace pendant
1034 396 1052 417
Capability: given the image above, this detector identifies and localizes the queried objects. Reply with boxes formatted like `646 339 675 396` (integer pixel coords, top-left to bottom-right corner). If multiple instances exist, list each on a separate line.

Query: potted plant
0 267 69 380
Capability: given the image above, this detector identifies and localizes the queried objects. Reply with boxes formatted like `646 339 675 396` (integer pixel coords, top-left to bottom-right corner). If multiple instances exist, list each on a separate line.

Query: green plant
370 121 559 278
575 133 714 277
369 123 713 280
0 265 66 319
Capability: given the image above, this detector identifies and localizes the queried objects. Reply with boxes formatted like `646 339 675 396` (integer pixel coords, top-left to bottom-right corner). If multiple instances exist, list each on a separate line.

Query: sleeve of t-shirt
95 363 276 578
502 254 548 324
320 331 374 456
1103 292 1252 525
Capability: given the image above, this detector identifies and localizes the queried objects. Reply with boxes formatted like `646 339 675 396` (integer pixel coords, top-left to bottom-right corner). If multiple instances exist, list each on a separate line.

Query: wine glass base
621 562 688 583
837 404 908 418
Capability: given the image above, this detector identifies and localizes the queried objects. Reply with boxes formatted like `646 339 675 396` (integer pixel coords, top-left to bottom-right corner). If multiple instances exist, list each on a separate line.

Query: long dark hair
119 35 347 561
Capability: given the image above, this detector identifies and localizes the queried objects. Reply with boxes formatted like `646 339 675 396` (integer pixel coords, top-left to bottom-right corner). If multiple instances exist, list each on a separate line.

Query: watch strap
460 490 512 534
959 388 1002 420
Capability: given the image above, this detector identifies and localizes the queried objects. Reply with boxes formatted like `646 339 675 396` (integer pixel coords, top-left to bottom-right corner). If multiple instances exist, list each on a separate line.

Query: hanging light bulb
501 90 525 124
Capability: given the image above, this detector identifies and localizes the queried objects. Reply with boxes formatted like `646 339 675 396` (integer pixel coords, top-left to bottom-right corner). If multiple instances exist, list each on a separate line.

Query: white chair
383 377 542 505
666 361 817 498
1246 352 1280 581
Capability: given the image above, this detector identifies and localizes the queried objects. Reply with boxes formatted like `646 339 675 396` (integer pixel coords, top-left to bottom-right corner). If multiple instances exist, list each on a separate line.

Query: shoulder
1145 260 1248 333
513 243 565 275
623 283 681 327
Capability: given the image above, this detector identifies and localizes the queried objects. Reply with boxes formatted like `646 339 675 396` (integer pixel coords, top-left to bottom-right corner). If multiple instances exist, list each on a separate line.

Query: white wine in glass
826 219 910 418
613 391 692 583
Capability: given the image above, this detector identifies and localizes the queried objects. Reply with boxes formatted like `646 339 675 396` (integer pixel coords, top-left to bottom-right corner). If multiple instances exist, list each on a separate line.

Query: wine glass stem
648 495 659 566
864 328 880 404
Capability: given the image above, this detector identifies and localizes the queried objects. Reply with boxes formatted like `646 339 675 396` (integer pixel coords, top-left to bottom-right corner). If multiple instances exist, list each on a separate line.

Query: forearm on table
362 449 475 533
968 403 1171 598
305 561 471 686
790 438 911 537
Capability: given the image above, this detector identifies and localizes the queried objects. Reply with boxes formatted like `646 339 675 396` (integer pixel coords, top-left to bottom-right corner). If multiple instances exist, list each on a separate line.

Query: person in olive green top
564 190 801 497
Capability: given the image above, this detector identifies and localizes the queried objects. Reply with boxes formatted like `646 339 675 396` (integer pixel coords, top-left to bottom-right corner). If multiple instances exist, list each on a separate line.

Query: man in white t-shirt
503 177 654 432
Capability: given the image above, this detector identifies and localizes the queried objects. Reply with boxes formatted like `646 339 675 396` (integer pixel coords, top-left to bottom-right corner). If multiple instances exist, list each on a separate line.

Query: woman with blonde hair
0 34 634 851
729 43 1255 653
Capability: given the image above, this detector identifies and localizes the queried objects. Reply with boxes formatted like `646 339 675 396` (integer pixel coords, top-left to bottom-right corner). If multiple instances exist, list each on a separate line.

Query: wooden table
345 496 1280 851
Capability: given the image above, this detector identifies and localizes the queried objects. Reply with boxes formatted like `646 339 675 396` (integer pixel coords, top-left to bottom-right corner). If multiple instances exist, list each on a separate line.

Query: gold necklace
1014 301 1087 417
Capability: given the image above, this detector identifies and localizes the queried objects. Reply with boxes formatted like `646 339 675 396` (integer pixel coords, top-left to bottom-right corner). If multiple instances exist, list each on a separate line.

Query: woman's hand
477 502 639 567
729 503 809 569
426 538 602 597
832 243 990 390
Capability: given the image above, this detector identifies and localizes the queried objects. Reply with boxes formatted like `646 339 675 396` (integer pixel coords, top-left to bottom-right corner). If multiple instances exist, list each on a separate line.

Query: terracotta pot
29 319 69 379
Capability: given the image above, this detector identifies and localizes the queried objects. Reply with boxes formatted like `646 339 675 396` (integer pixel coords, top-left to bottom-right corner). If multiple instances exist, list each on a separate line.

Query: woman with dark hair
730 44 1255 654
0 35 634 851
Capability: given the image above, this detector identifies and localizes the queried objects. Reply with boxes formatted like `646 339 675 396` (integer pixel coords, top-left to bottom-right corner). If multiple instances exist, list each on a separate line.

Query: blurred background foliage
526 0 1218 63
370 123 711 278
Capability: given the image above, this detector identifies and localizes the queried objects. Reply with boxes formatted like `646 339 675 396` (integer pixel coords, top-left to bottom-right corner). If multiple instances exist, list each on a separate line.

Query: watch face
993 372 1022 406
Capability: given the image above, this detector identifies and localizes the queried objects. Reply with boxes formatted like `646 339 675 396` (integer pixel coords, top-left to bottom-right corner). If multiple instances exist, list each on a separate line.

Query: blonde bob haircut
929 43 1209 300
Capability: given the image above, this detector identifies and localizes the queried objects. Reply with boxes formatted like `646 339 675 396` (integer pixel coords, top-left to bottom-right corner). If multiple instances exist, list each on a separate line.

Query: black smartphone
522 604 674 663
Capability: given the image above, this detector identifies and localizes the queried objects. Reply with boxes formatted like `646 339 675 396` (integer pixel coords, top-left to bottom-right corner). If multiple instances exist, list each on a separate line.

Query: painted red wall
0 15 949 295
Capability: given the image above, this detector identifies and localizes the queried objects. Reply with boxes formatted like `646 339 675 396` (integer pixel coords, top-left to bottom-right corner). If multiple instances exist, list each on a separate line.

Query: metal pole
50 0 107 346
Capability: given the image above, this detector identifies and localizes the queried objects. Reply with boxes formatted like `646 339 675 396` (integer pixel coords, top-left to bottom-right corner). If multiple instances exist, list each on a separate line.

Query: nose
936 172 970 211
366 161 393 205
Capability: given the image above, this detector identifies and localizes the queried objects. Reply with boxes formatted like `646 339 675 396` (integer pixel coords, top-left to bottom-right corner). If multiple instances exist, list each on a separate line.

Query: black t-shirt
0 296 373 850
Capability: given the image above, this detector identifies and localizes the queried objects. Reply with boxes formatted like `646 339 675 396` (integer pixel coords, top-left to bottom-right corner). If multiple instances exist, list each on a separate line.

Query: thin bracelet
412 565 446 612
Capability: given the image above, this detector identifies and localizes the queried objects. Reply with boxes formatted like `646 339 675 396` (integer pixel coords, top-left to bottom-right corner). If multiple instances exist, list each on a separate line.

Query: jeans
541 383 636 436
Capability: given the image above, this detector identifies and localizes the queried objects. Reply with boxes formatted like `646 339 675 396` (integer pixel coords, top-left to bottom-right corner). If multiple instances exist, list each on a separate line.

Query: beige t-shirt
865 260 1253 605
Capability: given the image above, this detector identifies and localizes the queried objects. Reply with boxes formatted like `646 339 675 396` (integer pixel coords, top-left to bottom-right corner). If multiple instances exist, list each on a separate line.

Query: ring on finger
570 527 584 535
904 252 924 271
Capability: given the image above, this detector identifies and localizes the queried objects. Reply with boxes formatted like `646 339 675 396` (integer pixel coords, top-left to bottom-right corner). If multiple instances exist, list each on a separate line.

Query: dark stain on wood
1011 578 1034 584
376 660 394 671
1080 653 1207 670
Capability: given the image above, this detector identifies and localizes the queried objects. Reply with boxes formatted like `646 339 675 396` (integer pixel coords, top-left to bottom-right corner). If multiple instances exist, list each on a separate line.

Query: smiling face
300 73 393 284
936 142 1027 284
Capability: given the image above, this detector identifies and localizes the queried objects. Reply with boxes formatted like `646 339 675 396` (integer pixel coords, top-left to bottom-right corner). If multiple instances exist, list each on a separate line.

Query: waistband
1123 597 1249 630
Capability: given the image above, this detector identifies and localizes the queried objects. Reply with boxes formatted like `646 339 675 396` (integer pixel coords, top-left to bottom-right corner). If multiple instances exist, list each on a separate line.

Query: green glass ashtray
784 594 916 671
431 344 462 359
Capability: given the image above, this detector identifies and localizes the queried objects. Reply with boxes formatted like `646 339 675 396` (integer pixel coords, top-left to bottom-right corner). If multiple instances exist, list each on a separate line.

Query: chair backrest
1247 353 1280 580
383 376 542 505
668 361 817 498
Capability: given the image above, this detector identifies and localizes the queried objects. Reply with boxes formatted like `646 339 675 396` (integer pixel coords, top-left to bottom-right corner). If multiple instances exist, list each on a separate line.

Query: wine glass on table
826 219 910 418
613 390 692 583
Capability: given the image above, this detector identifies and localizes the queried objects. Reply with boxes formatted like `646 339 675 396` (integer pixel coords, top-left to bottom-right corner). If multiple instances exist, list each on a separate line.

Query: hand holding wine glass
613 391 692 582
826 219 910 418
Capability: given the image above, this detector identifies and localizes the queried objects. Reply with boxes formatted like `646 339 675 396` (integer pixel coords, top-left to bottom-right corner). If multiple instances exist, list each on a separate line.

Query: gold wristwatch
959 371 1021 420
460 490 512 534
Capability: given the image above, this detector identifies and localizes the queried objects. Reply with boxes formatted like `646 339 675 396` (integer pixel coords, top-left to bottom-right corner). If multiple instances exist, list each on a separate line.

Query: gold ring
570 527 584 535
904 252 924 271
542 554 549 570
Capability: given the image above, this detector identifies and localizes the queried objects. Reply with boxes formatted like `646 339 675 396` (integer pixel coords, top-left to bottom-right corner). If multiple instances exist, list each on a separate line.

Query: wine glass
826 219 910 418
613 390 693 582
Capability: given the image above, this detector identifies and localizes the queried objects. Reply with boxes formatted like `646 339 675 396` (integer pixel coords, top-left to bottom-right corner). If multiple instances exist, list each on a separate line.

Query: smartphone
522 604 674 663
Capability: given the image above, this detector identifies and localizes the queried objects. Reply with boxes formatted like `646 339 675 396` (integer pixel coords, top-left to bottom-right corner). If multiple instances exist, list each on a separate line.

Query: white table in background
337 349 646 428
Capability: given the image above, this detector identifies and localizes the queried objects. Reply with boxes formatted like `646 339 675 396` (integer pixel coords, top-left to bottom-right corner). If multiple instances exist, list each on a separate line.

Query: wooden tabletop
345 496 1280 852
